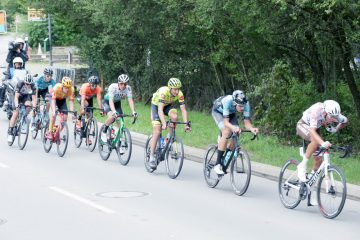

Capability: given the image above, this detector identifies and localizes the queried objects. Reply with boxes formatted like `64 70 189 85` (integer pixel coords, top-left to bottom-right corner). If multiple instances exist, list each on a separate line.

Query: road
1 34 360 240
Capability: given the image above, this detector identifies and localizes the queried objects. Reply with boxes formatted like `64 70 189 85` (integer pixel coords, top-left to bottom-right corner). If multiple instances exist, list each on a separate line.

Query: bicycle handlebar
166 120 191 127
315 145 352 158
227 129 258 141
115 113 138 124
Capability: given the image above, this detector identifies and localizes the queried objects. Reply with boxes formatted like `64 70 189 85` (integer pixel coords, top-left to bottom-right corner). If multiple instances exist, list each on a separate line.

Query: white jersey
104 83 133 102
301 102 347 128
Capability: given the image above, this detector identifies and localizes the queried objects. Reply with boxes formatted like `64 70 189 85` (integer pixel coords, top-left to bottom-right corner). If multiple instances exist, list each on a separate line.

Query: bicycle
8 103 31 150
203 130 257 196
144 121 190 179
31 99 49 140
73 107 102 152
98 114 137 165
42 110 77 157
278 143 351 219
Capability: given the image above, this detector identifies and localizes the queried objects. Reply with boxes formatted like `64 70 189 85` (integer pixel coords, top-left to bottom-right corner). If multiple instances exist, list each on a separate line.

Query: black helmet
44 67 53 76
88 75 100 85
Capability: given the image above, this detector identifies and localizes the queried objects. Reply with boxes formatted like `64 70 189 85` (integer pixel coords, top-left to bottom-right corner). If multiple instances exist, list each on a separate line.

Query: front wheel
278 159 302 209
116 128 132 166
165 137 184 179
144 135 156 173
317 165 347 219
18 117 29 150
57 122 69 157
73 122 82 148
230 149 251 196
86 118 98 152
42 122 53 153
203 144 220 188
98 125 111 160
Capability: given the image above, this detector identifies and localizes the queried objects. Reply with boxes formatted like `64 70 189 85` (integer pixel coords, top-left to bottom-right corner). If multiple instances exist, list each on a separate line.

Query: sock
216 150 225 165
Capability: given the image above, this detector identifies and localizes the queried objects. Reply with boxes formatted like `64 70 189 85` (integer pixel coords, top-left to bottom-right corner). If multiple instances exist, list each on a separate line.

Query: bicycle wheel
317 165 347 219
42 122 53 153
203 144 220 188
18 117 29 150
116 128 132 165
230 149 251 196
31 118 38 140
144 135 156 173
278 159 302 209
57 122 69 157
73 122 82 148
86 118 98 152
98 125 111 160
165 136 184 179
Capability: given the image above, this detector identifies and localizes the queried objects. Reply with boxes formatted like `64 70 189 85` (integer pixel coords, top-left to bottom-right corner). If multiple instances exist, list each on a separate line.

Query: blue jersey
213 95 251 120
35 76 55 90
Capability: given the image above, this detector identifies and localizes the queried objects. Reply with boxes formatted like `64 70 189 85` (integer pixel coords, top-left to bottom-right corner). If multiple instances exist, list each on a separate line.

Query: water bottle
159 137 165 149
223 151 232 166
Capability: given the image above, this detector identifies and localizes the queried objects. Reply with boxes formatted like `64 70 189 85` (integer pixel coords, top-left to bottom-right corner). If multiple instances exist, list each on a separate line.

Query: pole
48 14 53 66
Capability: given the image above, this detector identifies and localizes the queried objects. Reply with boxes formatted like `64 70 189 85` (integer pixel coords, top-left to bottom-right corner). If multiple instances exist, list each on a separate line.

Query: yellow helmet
61 76 73 88
168 78 182 89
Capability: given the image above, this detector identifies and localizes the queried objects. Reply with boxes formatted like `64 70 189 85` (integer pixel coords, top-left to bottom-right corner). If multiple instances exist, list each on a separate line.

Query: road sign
0 10 7 34
27 8 46 22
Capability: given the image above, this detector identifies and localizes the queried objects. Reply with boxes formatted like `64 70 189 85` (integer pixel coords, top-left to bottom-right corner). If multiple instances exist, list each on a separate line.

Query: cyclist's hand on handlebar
132 112 138 118
185 125 191 133
161 121 167 130
321 141 332 149
232 126 240 134
250 127 259 135
112 111 119 118
100 110 105 116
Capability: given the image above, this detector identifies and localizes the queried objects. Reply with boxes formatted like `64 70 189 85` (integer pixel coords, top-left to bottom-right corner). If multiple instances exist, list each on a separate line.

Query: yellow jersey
151 86 184 106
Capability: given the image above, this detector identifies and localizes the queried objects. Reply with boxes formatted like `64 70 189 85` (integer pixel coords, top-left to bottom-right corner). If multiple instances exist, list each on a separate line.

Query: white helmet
232 90 247 105
324 100 341 117
15 38 25 44
117 74 129 83
13 57 24 67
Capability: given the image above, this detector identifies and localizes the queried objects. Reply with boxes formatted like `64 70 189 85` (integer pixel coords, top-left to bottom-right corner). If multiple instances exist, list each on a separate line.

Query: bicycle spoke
278 159 301 209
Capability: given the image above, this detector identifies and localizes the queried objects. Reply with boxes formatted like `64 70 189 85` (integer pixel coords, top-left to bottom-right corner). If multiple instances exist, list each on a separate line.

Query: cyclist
149 77 191 168
45 77 75 140
296 100 348 182
31 67 55 131
7 74 36 142
211 90 259 175
101 74 137 140
76 75 103 144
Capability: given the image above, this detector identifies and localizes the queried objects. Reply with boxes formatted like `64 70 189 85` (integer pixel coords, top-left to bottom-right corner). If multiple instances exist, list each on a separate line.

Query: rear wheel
86 118 98 152
116 128 132 165
144 135 156 173
18 117 29 150
317 165 347 219
165 137 184 179
278 159 302 209
230 149 251 196
42 122 53 153
57 122 69 157
203 144 220 188
98 125 111 160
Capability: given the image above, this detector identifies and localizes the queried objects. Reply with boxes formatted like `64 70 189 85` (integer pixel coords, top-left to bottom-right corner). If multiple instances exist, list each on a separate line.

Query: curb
131 131 360 202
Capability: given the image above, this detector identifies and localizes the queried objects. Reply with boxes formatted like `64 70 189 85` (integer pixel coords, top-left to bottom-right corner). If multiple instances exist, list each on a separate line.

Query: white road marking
0 162 10 168
49 186 115 214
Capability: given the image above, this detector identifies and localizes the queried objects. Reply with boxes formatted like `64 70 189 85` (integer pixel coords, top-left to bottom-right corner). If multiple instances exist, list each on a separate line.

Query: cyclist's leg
8 98 21 139
150 104 161 153
211 108 231 174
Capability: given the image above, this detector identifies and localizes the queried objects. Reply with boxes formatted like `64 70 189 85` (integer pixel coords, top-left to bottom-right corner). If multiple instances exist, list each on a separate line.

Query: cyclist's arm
14 92 20 108
244 119 258 134
158 102 167 126
109 98 116 113
127 97 136 114
96 88 102 109
179 104 188 123
80 94 86 113
223 117 236 131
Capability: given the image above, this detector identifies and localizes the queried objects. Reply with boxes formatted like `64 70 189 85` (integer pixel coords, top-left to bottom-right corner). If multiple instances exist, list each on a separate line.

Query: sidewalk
131 131 360 202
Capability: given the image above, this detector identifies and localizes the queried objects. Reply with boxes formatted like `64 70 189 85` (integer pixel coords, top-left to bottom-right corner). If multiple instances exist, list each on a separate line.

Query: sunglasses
119 82 127 86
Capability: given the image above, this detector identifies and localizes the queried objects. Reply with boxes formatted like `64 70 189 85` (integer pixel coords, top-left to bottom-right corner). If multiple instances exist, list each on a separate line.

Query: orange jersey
79 83 102 100
52 83 75 101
